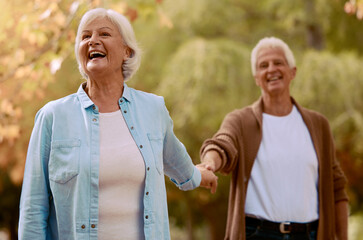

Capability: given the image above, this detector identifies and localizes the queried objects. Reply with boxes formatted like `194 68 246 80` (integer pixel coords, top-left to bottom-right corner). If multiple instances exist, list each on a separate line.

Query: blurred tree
157 38 256 239
1 0 363 239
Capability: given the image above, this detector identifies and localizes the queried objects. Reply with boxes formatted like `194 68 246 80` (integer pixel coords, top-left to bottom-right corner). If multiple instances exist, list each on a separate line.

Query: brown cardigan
200 97 348 240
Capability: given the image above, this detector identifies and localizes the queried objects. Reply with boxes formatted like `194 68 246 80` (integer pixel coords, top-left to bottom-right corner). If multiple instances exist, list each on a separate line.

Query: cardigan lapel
292 98 322 165
251 97 263 127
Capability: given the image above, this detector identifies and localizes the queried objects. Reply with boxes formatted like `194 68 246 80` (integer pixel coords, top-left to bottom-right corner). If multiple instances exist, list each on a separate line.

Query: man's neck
262 94 293 116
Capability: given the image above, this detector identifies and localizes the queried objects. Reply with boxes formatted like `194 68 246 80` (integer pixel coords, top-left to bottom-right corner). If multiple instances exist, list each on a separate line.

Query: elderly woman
18 8 217 240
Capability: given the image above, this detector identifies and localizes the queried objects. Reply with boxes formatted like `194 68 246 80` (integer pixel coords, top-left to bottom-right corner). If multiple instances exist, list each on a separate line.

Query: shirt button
131 126 134 130
145 215 149 219
147 167 150 171
120 99 123 103
81 225 86 229
146 192 149 195
139 145 143 148
92 106 96 110
92 118 97 122
91 224 96 228
124 110 127 113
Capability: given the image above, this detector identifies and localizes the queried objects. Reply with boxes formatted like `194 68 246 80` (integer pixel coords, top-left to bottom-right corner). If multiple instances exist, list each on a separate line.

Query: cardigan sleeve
320 113 349 203
200 110 242 175
329 128 349 202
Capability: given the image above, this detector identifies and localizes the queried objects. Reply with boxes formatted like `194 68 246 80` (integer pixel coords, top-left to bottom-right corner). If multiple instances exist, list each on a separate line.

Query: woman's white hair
74 8 141 81
250 37 295 76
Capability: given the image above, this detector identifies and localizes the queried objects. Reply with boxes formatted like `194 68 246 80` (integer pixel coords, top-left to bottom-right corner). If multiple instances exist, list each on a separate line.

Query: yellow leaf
1 98 14 115
158 8 173 29
10 161 25 185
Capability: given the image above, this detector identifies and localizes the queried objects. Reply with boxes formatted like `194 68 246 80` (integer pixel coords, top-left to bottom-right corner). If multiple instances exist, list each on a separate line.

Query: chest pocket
147 133 164 175
49 139 81 184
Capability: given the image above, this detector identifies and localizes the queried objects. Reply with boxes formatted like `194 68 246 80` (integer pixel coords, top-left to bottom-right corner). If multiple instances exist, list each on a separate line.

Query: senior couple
19 8 348 240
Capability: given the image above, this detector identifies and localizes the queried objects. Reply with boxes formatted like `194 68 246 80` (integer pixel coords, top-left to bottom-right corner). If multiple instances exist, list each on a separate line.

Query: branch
0 5 79 84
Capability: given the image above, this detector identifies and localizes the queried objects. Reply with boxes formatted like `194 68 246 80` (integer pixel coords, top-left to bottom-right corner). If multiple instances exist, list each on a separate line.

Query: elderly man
199 37 348 240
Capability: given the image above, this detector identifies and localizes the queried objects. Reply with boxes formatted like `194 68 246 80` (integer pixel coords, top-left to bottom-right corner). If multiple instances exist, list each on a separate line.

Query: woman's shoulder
38 93 79 115
127 86 165 105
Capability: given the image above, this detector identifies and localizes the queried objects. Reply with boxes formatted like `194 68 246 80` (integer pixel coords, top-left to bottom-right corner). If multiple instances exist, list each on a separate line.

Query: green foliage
157 38 257 152
1 0 363 239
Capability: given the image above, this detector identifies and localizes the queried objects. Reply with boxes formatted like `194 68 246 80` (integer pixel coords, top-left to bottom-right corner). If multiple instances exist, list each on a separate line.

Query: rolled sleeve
171 165 201 191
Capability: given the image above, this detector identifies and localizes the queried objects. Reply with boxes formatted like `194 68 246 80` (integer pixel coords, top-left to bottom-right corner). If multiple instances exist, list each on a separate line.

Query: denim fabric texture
18 83 201 240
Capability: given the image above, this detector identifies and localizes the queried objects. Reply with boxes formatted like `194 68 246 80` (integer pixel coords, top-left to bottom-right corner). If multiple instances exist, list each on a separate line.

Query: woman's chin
86 62 108 75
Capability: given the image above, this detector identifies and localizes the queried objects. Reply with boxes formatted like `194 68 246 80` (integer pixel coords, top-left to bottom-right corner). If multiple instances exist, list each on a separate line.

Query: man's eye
259 64 268 69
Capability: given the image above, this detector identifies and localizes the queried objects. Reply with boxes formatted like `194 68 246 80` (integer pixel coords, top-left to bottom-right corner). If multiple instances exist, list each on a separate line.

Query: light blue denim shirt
19 83 201 240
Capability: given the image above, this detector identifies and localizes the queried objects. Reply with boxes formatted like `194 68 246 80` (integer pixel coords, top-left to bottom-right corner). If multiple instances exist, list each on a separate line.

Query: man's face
254 47 296 97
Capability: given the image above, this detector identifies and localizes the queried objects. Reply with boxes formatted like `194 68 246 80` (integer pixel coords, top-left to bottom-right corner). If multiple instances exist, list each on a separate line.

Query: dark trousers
246 226 317 240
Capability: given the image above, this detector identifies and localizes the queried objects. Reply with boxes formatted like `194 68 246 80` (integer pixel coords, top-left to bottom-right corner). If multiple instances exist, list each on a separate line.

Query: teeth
269 76 279 81
89 51 106 58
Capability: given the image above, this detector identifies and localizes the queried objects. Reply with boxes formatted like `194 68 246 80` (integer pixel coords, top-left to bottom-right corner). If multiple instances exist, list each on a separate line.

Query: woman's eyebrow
82 27 113 33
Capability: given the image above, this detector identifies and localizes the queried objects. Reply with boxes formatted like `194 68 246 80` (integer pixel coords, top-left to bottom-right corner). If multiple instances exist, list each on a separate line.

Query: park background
1 0 363 239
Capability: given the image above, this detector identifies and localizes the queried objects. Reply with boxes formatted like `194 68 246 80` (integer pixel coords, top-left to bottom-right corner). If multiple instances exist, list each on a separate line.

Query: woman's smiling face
78 17 130 79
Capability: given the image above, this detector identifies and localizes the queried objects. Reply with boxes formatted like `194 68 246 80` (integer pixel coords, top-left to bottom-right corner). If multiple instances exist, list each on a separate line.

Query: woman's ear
123 47 132 60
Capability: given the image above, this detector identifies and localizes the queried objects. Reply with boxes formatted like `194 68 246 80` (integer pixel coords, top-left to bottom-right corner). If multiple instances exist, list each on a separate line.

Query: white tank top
98 110 146 239
245 105 319 222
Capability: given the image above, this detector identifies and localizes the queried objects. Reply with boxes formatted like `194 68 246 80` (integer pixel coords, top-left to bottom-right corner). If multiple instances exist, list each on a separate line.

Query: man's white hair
251 37 295 76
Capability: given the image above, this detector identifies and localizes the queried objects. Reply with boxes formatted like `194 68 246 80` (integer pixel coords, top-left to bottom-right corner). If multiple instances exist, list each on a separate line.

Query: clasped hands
196 160 218 194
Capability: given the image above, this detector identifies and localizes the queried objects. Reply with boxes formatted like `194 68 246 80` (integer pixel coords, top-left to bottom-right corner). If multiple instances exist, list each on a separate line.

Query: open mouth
89 51 106 60
268 76 281 82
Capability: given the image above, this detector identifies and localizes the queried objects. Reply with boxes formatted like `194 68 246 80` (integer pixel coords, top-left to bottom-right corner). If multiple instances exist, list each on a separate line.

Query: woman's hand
196 164 218 194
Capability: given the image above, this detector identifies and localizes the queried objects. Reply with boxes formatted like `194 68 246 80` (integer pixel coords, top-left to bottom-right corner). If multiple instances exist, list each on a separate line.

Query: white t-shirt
98 110 146 239
245 105 319 222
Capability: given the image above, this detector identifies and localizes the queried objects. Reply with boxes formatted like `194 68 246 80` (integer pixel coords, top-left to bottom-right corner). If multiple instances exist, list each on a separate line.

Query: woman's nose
88 34 100 46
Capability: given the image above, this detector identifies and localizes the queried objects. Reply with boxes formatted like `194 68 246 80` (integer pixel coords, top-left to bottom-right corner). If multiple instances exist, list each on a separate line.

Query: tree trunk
305 0 325 50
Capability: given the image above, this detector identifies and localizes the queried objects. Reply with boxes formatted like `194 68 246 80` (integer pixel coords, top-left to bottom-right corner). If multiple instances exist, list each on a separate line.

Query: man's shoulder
223 103 258 130
298 105 329 123
227 103 256 119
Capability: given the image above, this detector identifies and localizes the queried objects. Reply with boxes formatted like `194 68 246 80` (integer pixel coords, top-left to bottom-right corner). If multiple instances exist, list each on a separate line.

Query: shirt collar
77 82 94 109
122 83 132 102
76 82 132 109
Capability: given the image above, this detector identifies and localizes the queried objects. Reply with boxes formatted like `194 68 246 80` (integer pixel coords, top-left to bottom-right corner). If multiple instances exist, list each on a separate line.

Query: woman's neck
85 77 124 113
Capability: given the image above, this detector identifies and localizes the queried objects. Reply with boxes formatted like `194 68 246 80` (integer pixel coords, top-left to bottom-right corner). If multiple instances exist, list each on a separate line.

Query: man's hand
196 164 218 194
199 150 222 172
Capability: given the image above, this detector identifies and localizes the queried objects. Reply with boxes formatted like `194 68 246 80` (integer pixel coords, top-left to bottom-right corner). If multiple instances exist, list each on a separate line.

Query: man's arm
199 150 222 172
335 200 349 240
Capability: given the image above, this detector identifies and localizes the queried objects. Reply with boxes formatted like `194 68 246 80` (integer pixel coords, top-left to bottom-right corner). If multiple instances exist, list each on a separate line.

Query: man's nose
267 63 277 72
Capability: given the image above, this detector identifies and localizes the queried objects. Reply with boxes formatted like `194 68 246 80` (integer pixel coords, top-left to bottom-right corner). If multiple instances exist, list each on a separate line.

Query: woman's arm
18 109 52 239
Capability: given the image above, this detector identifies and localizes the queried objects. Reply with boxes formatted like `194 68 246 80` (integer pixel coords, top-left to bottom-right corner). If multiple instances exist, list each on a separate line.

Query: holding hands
196 150 223 194
196 162 219 194
196 165 218 194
